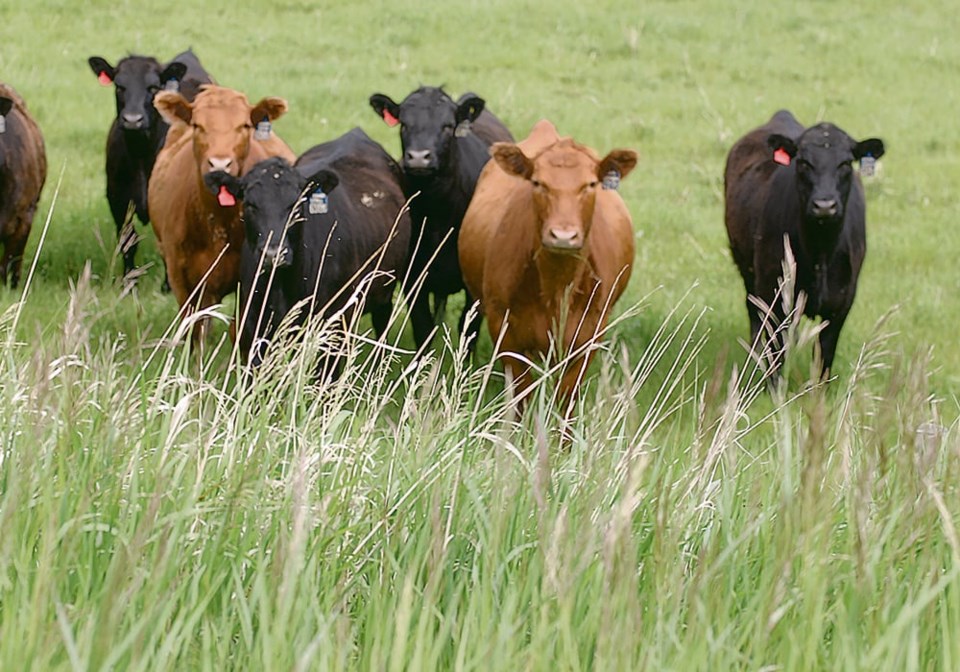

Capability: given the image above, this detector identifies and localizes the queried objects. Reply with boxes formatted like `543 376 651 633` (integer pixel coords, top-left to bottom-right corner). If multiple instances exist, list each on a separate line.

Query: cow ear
597 149 638 182
154 91 192 126
455 94 485 124
767 134 798 163
160 62 187 86
0 97 12 118
251 97 288 125
853 137 885 161
369 94 401 127
492 143 533 180
306 169 339 195
202 171 244 200
88 56 115 84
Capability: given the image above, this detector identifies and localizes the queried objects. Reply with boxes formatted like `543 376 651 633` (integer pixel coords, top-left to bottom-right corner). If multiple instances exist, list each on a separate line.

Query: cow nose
812 198 838 217
208 157 233 172
405 149 432 169
544 227 583 250
121 112 144 127
264 245 292 268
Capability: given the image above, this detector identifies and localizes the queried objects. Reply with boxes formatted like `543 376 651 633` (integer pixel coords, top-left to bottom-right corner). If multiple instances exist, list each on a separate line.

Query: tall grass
1 250 956 670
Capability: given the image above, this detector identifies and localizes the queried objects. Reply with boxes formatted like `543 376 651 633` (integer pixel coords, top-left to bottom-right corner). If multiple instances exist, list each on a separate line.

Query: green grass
1 0 959 668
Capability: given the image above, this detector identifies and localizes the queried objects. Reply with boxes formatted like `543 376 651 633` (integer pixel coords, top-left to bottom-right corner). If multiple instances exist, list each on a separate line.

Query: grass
1 0 959 668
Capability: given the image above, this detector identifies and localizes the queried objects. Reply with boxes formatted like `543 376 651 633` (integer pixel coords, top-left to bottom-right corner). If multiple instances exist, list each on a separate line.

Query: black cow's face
89 55 186 133
769 124 885 224
370 87 484 176
203 158 339 270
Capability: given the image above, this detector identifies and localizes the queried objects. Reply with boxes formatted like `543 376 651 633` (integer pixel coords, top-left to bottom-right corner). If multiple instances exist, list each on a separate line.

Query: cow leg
370 301 392 338
108 185 139 277
1 215 32 289
817 311 848 379
408 290 436 349
502 353 534 412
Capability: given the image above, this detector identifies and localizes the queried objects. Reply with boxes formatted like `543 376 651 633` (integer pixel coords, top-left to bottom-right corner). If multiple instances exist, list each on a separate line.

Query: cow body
369 86 513 350
89 49 214 276
204 129 411 366
724 109 885 376
0 83 46 288
459 120 637 404
148 85 294 339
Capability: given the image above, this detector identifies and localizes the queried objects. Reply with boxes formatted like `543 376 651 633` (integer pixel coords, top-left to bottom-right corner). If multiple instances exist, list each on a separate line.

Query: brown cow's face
493 140 638 253
155 86 288 178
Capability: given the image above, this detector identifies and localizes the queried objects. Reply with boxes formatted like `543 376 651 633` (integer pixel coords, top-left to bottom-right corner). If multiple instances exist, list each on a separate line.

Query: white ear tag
454 119 471 138
164 79 180 92
308 190 328 215
602 170 620 190
860 155 876 177
0 116 5 134
254 120 272 141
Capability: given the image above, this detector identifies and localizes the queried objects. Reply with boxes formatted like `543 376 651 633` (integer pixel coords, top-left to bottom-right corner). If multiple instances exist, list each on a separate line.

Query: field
1 0 959 669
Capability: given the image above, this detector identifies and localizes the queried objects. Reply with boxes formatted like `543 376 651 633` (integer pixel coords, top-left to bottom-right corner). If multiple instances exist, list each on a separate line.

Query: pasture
1 0 958 669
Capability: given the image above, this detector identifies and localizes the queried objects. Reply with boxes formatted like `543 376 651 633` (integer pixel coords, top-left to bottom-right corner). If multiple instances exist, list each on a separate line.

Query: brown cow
459 119 637 406
0 83 46 287
148 85 295 338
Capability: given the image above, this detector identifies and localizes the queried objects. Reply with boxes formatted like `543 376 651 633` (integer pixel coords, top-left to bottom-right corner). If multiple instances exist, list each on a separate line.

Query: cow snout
121 112 145 129
404 149 434 171
811 198 839 218
263 244 293 269
207 157 234 173
543 227 583 251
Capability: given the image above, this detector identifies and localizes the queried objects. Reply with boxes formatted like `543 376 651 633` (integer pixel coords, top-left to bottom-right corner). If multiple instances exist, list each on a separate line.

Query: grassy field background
1 0 959 669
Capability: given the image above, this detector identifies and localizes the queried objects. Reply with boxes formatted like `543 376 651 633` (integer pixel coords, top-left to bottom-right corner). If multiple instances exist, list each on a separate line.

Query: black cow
724 109 885 377
368 86 513 351
0 84 46 287
88 49 213 277
203 128 411 368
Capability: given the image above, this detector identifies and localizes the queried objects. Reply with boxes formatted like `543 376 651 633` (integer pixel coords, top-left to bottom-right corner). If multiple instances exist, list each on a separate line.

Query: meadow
1 0 959 669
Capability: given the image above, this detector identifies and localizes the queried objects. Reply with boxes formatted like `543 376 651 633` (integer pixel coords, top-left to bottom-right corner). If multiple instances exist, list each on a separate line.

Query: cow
458 119 637 407
368 86 513 351
201 128 411 369
724 109 885 378
88 49 214 277
148 84 295 341
0 83 46 288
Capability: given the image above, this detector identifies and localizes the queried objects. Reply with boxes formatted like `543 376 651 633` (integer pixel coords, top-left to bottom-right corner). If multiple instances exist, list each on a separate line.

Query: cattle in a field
148 84 295 340
458 119 637 406
202 129 411 368
369 86 513 350
88 49 214 277
724 109 885 377
0 83 46 288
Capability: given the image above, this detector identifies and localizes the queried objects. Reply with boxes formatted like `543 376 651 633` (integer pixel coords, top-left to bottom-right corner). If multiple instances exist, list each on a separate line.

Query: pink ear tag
773 148 791 166
217 186 236 207
383 109 399 127
98 71 112 86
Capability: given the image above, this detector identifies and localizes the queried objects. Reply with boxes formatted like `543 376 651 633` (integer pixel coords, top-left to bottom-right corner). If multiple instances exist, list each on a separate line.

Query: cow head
203 157 339 270
369 87 484 176
492 139 637 252
88 55 186 133
768 124 884 224
155 85 288 178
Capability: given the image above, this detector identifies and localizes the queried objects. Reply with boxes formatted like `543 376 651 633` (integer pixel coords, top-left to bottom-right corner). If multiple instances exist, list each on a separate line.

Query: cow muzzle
403 149 437 174
120 112 147 130
811 198 840 219
260 244 293 270
542 227 584 252
206 157 237 176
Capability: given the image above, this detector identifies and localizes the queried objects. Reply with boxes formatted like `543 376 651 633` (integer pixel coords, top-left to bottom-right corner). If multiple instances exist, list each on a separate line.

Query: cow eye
147 85 159 94
587 181 599 189
531 179 542 189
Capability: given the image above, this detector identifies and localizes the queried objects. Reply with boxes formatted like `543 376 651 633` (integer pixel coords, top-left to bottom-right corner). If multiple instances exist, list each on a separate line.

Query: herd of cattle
0 49 885 403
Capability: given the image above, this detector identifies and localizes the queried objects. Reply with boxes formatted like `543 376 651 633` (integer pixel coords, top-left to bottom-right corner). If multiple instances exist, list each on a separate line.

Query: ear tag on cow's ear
602 170 621 190
382 109 399 127
454 119 471 138
308 190 329 215
773 148 791 166
164 79 180 92
217 186 237 207
98 71 112 86
0 116 5 135
254 119 272 141
860 154 876 177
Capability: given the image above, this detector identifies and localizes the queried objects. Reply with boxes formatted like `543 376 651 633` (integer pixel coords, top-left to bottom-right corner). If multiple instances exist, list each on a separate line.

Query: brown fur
458 119 637 406
148 85 295 339
0 83 46 287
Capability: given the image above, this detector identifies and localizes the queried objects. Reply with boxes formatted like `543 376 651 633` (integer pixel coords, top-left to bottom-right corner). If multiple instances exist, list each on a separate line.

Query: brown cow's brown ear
492 143 533 180
597 149 638 182
154 91 193 126
251 97 288 124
